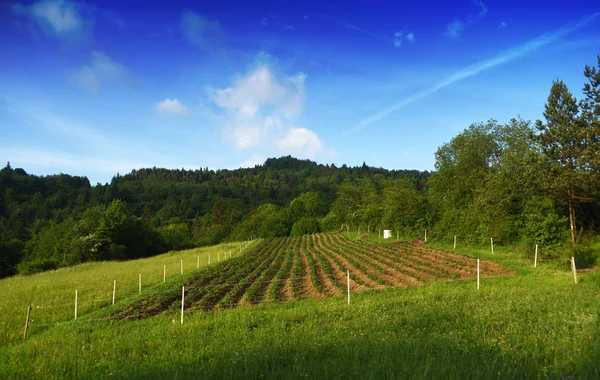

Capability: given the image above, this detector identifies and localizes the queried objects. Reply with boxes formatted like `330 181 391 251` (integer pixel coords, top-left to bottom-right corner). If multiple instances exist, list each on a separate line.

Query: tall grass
0 242 243 347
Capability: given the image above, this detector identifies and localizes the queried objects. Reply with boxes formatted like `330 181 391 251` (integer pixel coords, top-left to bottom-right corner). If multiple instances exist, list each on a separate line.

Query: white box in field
383 230 391 239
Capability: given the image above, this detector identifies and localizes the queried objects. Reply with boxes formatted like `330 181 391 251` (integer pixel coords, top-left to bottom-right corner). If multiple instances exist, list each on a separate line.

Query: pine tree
536 80 591 244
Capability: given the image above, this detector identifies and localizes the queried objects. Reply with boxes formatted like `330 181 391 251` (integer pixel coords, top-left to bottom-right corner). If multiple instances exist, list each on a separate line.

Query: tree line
0 55 598 278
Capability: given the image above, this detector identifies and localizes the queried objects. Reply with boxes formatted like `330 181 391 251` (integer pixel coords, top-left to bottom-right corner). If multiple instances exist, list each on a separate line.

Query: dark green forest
1 56 599 279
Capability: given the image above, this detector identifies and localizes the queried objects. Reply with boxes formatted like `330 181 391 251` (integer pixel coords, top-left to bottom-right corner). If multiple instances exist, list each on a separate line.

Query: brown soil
326 233 419 287
298 235 324 299
304 235 343 297
313 233 379 291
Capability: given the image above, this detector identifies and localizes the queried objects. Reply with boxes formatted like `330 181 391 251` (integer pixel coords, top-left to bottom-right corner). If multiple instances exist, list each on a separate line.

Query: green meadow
1 238 599 379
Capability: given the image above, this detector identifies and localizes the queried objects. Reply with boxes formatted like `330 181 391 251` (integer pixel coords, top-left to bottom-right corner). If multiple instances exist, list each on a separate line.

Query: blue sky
1 0 599 184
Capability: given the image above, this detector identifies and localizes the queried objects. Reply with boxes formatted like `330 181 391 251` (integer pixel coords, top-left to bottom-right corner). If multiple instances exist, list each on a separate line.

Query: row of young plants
312 234 369 288
320 234 395 286
116 239 277 318
204 237 289 309
290 236 306 298
334 234 460 281
242 237 291 304
301 234 326 294
307 235 344 291
268 240 295 302
333 233 468 283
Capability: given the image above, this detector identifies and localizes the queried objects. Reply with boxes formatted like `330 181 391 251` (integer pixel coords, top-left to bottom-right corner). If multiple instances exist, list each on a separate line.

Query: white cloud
276 127 323 157
70 51 135 93
283 25 294 32
498 21 507 29
445 0 488 38
207 62 328 160
11 0 90 40
261 17 268 26
155 98 190 116
303 15 309 20
180 10 223 51
406 32 415 43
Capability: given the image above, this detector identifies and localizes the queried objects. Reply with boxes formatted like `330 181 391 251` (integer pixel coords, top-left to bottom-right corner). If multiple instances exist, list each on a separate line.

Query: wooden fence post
23 305 32 341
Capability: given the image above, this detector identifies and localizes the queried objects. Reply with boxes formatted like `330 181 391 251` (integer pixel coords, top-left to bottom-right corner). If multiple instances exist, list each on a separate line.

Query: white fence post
197 255 200 269
424 229 427 243
490 238 494 255
534 245 538 268
163 266 166 282
572 257 578 284
181 286 185 324
454 235 457 250
347 270 350 305
75 290 78 320
180 259 183 275
112 280 116 305
139 273 142 294
477 259 480 290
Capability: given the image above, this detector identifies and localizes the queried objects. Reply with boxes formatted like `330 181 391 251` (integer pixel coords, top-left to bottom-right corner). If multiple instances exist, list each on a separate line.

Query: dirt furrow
312 234 373 291
328 233 425 285
315 233 387 290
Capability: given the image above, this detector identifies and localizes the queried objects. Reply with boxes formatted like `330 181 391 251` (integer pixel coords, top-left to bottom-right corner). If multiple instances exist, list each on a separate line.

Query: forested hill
0 156 429 278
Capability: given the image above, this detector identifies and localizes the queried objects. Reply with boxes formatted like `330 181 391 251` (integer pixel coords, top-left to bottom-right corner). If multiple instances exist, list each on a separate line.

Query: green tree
580 55 600 171
536 80 592 244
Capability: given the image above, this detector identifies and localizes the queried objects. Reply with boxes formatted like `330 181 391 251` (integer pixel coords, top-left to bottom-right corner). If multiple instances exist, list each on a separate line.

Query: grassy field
0 241 247 347
1 235 599 379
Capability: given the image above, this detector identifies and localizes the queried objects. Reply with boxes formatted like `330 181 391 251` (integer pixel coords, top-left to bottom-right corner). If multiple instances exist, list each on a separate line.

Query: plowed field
116 233 512 320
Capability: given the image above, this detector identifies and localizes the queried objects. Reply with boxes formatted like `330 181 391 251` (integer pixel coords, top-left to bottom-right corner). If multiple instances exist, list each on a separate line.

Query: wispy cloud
445 0 488 38
11 0 92 42
348 12 600 136
337 19 387 42
70 51 135 93
498 21 507 29
283 25 294 32
394 31 416 48
261 17 268 26
155 98 189 116
180 10 224 51
335 18 415 48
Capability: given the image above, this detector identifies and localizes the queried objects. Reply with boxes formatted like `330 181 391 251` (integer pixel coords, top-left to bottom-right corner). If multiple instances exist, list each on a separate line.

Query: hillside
0 235 598 378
